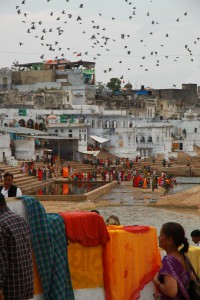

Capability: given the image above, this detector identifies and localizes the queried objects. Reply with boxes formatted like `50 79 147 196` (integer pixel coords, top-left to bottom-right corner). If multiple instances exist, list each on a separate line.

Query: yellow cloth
103 226 161 300
187 245 200 277
67 241 104 289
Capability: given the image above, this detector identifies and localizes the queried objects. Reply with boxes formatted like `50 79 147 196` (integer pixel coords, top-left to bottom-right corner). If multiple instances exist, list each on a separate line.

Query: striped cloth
22 196 75 300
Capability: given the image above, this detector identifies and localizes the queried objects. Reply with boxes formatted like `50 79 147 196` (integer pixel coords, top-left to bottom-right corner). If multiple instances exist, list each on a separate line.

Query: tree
95 81 105 92
124 82 132 90
106 78 121 93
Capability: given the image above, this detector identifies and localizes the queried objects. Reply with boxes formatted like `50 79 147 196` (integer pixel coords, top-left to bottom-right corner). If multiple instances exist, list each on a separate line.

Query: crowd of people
21 161 58 181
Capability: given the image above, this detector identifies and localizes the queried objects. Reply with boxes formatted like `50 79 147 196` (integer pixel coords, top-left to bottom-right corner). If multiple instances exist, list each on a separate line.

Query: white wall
0 133 11 162
14 139 35 160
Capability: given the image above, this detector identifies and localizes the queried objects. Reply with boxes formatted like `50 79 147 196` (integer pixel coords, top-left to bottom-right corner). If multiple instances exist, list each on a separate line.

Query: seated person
191 229 200 246
105 215 120 226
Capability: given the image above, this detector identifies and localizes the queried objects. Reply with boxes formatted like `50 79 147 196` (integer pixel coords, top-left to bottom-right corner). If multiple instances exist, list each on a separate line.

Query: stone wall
12 69 56 85
153 85 198 105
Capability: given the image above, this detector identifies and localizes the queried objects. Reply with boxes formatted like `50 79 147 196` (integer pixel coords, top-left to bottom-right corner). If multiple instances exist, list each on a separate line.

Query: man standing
0 194 34 299
191 229 200 246
0 172 22 198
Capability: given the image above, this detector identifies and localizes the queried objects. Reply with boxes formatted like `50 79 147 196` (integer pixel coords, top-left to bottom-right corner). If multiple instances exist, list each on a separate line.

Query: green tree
95 81 105 92
106 78 121 93
124 82 132 90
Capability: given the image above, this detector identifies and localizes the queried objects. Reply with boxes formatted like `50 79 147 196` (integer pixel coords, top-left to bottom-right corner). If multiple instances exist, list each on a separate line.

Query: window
112 120 116 128
54 129 58 133
69 129 72 138
79 134 81 141
2 77 7 84
195 128 197 133
84 134 86 141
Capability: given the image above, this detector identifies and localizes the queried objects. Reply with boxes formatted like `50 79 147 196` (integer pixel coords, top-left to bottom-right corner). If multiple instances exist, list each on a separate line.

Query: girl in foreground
153 222 192 300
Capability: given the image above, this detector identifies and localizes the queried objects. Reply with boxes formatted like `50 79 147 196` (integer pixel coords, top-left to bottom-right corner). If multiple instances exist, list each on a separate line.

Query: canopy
79 150 100 156
90 135 110 144
0 126 48 135
20 135 78 140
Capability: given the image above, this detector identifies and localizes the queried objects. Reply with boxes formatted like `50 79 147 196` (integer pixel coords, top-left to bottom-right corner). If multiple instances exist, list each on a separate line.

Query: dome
47 114 57 120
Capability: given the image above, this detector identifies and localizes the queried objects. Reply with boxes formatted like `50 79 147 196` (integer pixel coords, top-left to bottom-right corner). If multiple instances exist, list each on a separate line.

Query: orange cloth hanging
62 167 69 178
102 226 161 300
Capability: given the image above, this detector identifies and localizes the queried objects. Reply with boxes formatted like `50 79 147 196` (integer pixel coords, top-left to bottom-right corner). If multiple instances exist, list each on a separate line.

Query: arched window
147 136 152 142
27 119 35 129
18 119 26 127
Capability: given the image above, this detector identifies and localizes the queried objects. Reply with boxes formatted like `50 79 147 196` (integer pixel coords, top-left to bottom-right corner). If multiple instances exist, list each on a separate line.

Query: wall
0 133 11 162
154 85 198 105
13 82 62 92
12 69 56 85
14 139 35 160
0 69 12 89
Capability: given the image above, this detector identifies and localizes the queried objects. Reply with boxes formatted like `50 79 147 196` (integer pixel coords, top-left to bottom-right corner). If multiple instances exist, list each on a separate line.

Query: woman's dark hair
162 222 189 253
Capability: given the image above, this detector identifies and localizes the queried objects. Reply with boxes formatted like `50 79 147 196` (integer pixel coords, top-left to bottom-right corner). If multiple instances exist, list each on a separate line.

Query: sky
1 0 200 89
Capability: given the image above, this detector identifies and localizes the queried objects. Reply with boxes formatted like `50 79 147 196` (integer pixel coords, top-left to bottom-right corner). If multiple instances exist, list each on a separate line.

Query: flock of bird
14 0 198 85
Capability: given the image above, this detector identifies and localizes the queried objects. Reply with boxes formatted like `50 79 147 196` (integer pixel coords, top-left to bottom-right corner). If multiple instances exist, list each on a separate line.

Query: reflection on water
30 182 105 195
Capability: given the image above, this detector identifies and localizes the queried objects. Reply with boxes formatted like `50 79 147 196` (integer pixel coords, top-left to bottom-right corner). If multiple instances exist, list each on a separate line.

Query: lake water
30 182 105 195
95 181 200 244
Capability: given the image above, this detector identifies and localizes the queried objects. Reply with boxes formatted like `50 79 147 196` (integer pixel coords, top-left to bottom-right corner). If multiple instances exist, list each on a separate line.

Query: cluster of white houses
0 60 200 162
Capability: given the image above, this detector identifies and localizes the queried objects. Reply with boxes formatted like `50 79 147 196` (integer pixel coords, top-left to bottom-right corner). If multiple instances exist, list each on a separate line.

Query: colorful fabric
0 206 34 300
59 211 110 247
103 226 161 300
67 241 104 289
158 255 190 300
187 245 200 277
22 196 75 300
62 167 69 178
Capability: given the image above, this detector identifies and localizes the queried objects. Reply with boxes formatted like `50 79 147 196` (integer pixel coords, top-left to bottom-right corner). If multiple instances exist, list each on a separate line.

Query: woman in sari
153 222 191 300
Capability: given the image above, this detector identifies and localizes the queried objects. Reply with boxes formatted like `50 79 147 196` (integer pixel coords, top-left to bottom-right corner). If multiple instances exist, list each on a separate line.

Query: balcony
136 142 153 149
